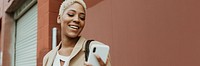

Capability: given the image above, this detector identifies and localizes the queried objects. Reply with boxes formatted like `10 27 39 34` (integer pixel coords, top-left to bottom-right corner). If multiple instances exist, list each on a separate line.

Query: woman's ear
57 16 61 24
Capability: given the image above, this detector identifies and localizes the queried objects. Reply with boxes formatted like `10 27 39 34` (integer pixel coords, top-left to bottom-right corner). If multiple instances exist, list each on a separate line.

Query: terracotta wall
1 0 16 66
1 14 15 66
0 20 1 66
37 0 62 66
82 0 200 66
0 0 2 18
0 1 2 63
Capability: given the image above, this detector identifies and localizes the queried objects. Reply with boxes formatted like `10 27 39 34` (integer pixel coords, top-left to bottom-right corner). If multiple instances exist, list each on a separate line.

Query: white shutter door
15 4 37 66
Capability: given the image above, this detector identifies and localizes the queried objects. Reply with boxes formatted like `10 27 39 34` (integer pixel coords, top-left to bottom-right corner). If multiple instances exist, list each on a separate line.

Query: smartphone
87 42 110 66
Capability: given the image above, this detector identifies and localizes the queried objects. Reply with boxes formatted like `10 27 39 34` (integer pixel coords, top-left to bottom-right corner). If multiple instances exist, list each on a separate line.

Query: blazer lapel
69 37 86 60
47 42 62 66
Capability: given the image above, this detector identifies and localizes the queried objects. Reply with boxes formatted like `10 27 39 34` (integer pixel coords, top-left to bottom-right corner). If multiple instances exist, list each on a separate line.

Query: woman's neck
58 35 80 56
61 35 80 48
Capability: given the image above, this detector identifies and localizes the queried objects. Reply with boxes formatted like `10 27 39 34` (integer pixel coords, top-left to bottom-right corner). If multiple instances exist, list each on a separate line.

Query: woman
42 0 111 66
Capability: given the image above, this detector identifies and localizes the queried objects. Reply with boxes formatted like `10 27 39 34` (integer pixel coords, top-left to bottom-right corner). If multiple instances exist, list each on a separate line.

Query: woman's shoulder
43 50 53 66
43 50 53 61
43 47 58 59
43 50 52 58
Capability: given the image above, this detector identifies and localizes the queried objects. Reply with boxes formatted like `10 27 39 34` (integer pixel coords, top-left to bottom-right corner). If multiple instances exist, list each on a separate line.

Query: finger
94 54 106 66
106 58 109 64
106 55 110 64
84 62 93 66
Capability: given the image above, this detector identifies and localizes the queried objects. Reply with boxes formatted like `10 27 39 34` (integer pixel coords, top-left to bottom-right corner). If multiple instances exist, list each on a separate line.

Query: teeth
69 25 79 29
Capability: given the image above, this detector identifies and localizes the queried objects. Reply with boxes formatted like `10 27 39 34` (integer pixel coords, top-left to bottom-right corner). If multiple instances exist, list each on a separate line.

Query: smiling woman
42 0 111 66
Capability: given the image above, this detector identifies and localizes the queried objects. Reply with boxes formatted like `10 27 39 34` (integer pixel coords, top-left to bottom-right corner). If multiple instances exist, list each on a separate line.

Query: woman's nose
73 15 80 23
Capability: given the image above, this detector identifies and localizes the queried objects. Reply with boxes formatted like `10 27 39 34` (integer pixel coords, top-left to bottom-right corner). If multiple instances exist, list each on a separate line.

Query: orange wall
37 0 62 66
83 0 200 66
1 0 16 66
0 0 2 18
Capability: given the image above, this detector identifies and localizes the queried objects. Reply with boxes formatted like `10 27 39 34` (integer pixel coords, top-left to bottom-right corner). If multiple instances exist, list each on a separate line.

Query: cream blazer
43 37 111 66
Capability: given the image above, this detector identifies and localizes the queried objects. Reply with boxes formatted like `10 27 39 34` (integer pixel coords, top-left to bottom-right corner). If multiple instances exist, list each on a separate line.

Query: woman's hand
84 54 108 66
84 62 93 66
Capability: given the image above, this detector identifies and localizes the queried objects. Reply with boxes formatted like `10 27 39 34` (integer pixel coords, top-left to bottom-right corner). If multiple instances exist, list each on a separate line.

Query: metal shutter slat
15 4 37 66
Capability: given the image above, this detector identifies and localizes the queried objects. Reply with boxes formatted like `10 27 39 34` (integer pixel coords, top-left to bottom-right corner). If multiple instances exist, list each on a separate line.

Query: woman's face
59 3 86 38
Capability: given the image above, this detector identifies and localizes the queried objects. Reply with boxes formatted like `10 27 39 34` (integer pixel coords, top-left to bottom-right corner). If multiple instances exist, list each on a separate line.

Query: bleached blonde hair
59 0 87 16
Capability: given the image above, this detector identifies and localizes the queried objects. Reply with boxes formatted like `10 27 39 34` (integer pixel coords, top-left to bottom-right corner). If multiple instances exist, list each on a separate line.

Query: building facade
0 0 61 66
1 0 200 66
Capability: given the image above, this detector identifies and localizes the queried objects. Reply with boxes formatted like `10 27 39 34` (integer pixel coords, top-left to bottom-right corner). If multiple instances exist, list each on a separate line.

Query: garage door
15 4 37 66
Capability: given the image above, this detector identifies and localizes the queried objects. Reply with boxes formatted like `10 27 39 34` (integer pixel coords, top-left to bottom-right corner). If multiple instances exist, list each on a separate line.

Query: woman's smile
68 24 80 31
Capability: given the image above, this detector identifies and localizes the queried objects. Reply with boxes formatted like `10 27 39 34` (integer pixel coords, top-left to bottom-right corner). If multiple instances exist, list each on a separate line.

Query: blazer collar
47 41 61 66
47 36 86 66
69 36 86 59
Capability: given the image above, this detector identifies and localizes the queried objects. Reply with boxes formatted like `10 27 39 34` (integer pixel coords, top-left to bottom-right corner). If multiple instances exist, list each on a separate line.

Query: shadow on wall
84 0 104 8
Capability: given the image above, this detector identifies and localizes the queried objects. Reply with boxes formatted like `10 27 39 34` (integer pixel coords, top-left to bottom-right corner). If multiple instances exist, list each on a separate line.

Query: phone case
87 42 110 66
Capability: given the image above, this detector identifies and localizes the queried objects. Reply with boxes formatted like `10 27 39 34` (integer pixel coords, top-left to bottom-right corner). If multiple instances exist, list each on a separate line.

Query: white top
53 52 70 66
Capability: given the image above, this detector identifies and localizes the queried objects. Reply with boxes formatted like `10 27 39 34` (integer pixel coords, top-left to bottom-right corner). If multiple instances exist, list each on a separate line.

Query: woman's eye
67 13 74 17
80 17 85 20
79 15 85 20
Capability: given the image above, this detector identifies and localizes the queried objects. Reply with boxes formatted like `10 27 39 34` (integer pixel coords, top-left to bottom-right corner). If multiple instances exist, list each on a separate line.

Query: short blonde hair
59 0 87 16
